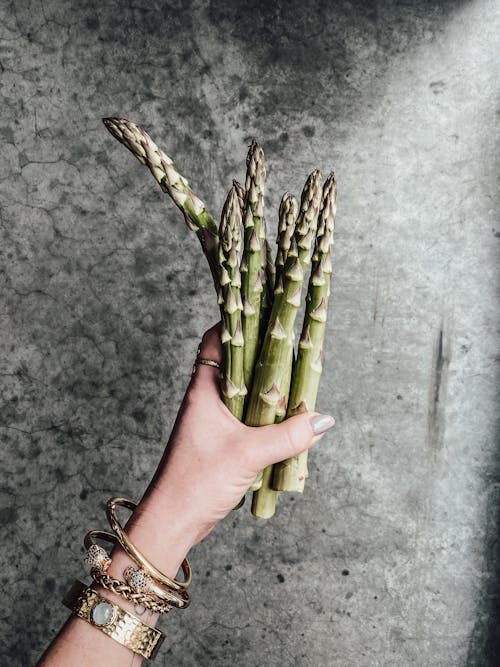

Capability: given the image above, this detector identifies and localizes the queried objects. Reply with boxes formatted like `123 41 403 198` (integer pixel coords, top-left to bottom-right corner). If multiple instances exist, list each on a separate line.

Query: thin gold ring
192 357 221 375
195 358 221 369
106 498 192 591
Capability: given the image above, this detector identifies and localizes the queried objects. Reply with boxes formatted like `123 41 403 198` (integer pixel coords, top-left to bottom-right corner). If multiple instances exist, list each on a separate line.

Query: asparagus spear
264 235 276 298
273 173 337 492
247 170 324 518
233 177 274 399
240 142 267 395
235 177 274 317
275 193 299 290
218 186 246 419
259 219 275 338
103 117 220 287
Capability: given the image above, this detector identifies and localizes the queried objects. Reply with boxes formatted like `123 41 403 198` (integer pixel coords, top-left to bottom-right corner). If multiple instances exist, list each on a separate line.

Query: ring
192 357 221 375
195 358 221 369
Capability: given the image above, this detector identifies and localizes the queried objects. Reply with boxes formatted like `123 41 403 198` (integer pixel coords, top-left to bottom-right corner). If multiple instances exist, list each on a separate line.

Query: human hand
37 323 336 667
124 323 335 576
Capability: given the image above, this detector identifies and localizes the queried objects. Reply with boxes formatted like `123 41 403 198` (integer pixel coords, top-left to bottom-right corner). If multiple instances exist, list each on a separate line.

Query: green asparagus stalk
247 170 324 518
259 219 275 337
218 186 246 419
273 173 336 492
245 194 297 495
234 175 275 393
240 142 267 395
103 117 220 287
264 235 276 298
275 193 299 290
105 117 337 516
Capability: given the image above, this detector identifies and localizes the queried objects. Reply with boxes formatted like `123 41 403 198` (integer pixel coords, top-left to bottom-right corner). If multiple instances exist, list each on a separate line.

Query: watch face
91 601 117 627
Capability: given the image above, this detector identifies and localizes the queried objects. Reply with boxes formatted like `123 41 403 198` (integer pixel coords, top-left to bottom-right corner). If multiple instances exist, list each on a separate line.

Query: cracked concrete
1 0 500 665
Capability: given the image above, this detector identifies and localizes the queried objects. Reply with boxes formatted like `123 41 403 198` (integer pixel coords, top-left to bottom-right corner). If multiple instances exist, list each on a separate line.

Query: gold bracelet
84 530 190 609
106 497 192 591
84 530 116 569
63 580 163 660
90 569 172 614
123 566 191 608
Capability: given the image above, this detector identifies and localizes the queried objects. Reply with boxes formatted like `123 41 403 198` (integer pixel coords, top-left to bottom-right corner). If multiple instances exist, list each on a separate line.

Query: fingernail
310 414 335 435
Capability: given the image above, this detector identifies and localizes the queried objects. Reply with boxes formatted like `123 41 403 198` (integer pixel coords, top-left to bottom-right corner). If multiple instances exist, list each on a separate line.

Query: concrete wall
1 0 499 664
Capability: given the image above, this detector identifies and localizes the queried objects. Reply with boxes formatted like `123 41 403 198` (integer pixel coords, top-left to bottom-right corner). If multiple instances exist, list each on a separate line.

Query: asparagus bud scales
240 142 267 397
248 170 323 518
218 186 246 420
103 117 220 288
246 171 323 426
275 193 299 289
273 172 336 492
260 225 276 340
233 179 246 213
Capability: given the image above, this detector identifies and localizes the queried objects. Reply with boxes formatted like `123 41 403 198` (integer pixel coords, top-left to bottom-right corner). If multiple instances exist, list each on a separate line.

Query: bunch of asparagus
103 118 337 519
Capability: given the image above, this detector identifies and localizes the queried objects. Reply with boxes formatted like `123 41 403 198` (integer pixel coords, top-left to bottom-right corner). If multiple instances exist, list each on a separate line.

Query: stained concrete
1 0 500 665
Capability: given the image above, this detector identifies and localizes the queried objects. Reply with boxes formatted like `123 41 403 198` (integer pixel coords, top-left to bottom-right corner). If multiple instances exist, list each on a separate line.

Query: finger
245 412 335 470
197 322 222 364
189 322 223 394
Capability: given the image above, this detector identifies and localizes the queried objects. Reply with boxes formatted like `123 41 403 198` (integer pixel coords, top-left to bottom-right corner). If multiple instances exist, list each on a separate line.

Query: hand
38 324 335 667
126 323 335 572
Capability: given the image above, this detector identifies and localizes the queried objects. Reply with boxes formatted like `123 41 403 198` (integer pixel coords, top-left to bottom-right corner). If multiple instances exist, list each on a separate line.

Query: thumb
246 412 335 470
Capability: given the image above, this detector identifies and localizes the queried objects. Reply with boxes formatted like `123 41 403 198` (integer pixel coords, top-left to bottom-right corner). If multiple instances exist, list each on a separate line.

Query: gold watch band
63 580 164 660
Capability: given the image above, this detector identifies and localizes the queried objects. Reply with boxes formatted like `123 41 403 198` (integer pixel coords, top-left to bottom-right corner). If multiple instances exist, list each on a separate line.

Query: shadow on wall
466 235 500 660
84 0 471 173
205 0 466 114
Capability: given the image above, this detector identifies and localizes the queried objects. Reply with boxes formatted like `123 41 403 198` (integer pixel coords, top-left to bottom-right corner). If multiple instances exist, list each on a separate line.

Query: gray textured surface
1 0 500 665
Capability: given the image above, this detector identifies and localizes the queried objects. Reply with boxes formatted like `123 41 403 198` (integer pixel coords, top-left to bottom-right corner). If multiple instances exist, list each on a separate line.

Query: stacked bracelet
84 530 190 610
91 570 172 614
63 496 193 661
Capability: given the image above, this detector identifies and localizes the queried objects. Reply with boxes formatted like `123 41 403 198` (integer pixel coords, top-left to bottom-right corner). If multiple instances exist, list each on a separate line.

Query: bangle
83 530 191 614
123 566 190 609
84 530 190 610
63 580 164 660
83 530 115 570
106 497 192 591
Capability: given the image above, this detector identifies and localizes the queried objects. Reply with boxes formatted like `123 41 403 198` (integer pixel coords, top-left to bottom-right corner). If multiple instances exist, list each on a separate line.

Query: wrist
121 484 200 579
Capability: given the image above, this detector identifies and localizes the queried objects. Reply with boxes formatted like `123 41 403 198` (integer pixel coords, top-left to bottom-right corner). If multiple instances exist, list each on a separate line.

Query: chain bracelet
91 569 172 614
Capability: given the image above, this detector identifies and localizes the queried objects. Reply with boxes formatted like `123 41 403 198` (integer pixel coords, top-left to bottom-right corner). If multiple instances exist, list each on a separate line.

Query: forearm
38 482 197 667
37 325 333 666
